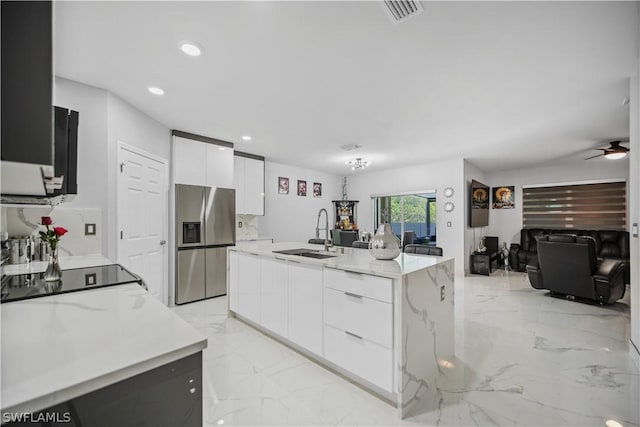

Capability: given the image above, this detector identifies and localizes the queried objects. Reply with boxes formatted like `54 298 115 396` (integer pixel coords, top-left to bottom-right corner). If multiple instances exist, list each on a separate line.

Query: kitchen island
1 256 207 426
227 242 454 419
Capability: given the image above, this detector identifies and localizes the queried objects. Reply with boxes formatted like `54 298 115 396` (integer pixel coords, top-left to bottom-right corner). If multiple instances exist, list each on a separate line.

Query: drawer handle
344 291 363 299
249 253 260 257
345 330 363 340
288 259 301 264
345 270 362 277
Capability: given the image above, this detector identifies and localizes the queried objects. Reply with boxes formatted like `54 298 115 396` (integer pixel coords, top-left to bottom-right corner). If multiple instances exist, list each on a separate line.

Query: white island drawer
324 324 393 392
323 268 392 303
323 287 392 348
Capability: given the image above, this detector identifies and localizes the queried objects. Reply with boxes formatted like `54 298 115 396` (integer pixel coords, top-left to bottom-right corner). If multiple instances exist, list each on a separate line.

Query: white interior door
117 143 168 304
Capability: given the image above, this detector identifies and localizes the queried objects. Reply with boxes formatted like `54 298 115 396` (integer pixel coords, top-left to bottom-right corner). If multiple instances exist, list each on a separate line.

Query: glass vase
369 223 401 260
44 246 62 282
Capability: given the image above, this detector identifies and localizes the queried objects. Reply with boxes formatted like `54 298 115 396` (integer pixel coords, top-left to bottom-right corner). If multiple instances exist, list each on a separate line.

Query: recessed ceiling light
606 420 623 427
242 135 252 141
148 86 165 96
180 42 202 57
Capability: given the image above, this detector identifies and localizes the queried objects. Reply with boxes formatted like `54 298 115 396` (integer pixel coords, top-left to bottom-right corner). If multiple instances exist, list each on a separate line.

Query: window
373 193 436 244
522 181 626 230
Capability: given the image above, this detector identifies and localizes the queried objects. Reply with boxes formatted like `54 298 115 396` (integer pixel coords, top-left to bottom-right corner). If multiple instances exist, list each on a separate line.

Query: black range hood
0 2 79 205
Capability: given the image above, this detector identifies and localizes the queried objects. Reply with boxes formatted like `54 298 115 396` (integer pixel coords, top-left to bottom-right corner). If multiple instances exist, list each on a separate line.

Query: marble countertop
1 254 114 276
1 283 207 414
229 242 451 278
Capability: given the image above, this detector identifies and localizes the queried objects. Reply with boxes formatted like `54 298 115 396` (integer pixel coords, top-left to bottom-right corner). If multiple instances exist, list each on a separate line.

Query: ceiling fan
584 141 629 160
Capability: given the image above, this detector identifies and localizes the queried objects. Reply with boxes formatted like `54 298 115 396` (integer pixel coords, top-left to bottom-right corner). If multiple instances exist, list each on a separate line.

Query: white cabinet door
260 258 288 338
206 144 234 188
229 251 239 312
174 136 206 185
288 262 323 355
233 156 245 214
243 157 264 215
237 253 261 323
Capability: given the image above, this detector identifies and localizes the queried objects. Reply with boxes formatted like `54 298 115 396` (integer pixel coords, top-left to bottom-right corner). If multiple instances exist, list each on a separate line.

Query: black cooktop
1 264 143 303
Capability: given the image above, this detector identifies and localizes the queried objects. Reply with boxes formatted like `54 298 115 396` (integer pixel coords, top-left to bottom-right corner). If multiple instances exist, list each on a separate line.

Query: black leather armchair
510 228 630 284
404 244 443 256
526 234 625 304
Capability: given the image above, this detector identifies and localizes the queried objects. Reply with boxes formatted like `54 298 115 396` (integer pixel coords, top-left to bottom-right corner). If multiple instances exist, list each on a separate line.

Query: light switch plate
633 222 639 238
238 221 243 228
447 221 452 227
85 224 96 235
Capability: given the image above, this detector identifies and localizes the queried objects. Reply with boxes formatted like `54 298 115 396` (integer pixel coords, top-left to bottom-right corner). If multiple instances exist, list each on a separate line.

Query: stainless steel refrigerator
176 184 235 304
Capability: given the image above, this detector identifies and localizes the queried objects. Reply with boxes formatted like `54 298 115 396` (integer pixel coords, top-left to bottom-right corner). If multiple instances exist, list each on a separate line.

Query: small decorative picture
278 177 289 194
297 180 307 196
313 182 322 198
492 186 515 209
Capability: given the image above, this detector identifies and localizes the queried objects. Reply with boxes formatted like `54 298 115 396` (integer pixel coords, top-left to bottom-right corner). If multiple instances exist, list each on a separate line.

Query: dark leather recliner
404 244 443 256
526 234 626 304
510 228 630 284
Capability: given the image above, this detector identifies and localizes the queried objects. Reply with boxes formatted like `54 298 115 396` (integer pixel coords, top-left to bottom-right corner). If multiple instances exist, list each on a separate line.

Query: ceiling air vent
382 0 423 25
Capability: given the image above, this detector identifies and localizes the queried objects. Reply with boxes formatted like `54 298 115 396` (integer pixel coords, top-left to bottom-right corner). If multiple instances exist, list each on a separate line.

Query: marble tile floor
172 270 639 427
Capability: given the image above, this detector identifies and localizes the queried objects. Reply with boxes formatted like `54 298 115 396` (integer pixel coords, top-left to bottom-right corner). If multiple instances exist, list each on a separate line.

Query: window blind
522 182 626 230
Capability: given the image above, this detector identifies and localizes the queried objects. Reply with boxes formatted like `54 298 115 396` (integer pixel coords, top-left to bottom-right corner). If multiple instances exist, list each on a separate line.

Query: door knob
159 240 167 246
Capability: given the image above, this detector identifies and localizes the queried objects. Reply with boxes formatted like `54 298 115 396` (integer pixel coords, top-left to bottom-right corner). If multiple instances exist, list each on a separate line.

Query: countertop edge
228 244 451 279
2 340 207 415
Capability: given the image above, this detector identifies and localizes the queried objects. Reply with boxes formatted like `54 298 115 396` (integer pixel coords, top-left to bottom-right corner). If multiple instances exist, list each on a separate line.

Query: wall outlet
447 221 452 227
238 221 243 228
85 223 96 235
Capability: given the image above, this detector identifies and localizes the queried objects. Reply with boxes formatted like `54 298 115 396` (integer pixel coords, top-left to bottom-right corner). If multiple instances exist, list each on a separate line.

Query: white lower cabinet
228 251 239 312
260 258 289 338
323 287 392 348
229 251 395 394
324 324 393 392
288 262 323 356
236 253 261 323
323 268 394 392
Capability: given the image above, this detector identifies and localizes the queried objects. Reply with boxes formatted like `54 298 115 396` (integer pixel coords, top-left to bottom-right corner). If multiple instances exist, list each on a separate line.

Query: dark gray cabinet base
3 352 202 427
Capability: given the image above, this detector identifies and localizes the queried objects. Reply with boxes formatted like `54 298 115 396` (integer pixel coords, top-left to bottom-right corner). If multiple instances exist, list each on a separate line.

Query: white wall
463 160 488 272
484 161 630 247
258 161 342 243
629 57 639 361
53 77 109 253
54 77 170 260
348 158 466 276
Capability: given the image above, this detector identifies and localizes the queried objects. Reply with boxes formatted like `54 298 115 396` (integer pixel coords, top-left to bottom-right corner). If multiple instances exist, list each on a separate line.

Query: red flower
53 227 68 237
41 216 52 226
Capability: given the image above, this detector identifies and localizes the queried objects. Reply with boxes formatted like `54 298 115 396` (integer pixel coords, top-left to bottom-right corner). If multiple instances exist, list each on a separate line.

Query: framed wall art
313 182 322 197
492 186 515 209
297 180 307 196
278 177 289 194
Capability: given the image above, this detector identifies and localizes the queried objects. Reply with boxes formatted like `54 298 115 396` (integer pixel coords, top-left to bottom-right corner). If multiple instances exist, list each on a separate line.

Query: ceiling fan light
605 152 627 160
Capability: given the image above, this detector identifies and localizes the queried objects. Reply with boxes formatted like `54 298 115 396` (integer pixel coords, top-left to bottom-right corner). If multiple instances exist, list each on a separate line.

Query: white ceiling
54 1 639 175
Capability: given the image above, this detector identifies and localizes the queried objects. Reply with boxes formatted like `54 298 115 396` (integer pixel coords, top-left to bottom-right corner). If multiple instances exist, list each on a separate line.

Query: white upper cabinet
174 136 206 186
234 156 245 214
173 135 234 188
234 155 264 216
206 144 234 188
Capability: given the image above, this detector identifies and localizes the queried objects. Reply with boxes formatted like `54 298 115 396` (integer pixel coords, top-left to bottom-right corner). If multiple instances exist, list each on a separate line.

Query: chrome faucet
316 208 331 250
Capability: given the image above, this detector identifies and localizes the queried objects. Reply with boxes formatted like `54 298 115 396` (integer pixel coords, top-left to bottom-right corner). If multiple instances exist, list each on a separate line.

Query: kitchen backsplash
1 207 102 256
236 214 258 240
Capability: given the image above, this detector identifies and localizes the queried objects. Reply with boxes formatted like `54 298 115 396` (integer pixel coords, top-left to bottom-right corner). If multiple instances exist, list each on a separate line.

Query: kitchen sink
298 252 336 259
272 249 336 259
